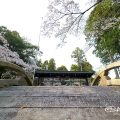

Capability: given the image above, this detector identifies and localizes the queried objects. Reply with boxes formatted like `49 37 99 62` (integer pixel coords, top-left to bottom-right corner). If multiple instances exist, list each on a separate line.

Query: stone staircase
0 86 120 120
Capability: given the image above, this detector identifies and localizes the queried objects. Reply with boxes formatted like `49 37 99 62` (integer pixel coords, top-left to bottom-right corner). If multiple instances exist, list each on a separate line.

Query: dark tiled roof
35 70 94 78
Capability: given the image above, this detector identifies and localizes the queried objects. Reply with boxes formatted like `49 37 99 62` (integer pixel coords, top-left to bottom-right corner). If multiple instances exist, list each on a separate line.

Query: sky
0 0 103 71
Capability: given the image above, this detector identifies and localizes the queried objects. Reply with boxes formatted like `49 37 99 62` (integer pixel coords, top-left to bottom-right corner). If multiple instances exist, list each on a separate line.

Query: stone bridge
92 61 120 86
0 60 120 120
0 60 32 87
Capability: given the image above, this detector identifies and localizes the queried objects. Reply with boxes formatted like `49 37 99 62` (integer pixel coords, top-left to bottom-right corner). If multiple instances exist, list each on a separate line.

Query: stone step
0 86 120 120
0 86 120 108
0 86 119 96
0 95 120 108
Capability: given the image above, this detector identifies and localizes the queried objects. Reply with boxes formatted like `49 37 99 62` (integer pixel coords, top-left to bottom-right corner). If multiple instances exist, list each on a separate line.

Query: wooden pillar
86 78 89 86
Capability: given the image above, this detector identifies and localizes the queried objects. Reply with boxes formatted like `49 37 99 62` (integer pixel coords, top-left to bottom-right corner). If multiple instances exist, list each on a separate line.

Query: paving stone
0 86 120 120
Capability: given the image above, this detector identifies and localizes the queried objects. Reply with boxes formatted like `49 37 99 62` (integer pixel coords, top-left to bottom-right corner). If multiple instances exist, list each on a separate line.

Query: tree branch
82 0 102 14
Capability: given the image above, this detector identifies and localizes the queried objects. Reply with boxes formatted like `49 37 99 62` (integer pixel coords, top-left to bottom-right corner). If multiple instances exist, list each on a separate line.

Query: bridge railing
0 60 32 87
91 61 120 86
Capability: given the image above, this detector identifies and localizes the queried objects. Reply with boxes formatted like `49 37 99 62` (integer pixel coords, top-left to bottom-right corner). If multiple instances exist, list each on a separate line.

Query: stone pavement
0 86 120 120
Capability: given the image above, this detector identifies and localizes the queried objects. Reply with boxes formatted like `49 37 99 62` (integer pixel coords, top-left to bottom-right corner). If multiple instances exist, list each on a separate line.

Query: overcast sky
0 0 103 71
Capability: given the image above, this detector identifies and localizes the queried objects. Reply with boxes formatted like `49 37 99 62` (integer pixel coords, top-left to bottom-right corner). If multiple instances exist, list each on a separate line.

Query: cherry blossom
0 35 39 73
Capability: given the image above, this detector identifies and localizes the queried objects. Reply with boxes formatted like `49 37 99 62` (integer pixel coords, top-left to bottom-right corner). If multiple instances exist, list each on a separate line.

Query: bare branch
82 0 102 14
41 0 103 44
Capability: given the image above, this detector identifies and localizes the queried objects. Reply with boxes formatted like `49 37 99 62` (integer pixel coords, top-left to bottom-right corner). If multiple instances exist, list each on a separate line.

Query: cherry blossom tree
0 35 39 73
41 0 102 46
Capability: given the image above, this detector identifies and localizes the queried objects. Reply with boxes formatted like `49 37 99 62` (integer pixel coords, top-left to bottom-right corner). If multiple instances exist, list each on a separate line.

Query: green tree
71 47 93 71
48 58 56 70
93 27 120 64
0 26 39 63
70 62 93 71
85 0 120 64
70 64 79 71
85 0 120 77
82 61 93 72
42 60 48 70
37 59 42 68
71 47 85 71
57 65 68 71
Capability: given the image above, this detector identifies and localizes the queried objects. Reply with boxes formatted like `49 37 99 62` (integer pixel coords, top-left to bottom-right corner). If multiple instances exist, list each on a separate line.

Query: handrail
0 60 32 86
92 61 120 86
